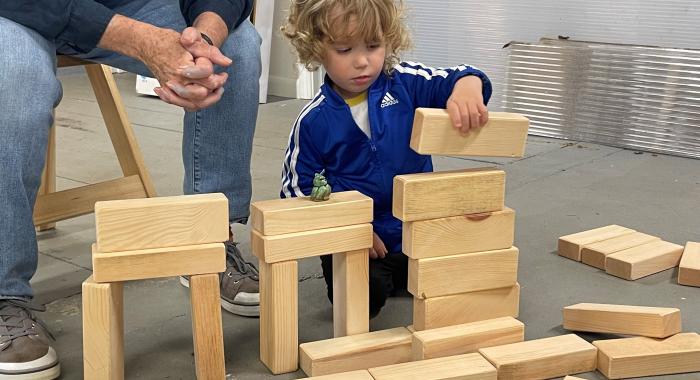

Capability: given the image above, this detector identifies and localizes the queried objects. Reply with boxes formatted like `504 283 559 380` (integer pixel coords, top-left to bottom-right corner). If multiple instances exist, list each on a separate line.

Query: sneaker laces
0 300 55 350
225 241 259 279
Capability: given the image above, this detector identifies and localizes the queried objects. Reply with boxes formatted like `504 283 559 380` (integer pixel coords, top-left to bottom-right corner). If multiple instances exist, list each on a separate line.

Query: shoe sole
0 364 60 380
179 277 260 318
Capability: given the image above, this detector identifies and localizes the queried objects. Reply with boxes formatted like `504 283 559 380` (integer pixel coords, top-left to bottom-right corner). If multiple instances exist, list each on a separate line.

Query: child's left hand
446 76 489 134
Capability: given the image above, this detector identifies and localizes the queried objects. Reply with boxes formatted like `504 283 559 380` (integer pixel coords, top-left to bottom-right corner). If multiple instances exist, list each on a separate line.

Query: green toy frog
310 171 332 201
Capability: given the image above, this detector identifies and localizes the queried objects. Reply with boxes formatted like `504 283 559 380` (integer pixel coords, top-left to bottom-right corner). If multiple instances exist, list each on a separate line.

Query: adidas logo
380 92 399 108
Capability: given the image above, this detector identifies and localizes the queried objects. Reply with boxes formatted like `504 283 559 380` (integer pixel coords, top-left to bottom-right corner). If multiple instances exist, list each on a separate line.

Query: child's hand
446 76 489 134
370 232 388 259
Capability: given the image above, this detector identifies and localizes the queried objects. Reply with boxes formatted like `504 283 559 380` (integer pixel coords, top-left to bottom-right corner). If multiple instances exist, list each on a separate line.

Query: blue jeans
0 0 261 299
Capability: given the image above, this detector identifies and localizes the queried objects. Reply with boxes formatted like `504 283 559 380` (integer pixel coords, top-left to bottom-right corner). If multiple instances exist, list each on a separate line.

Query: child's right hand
370 232 388 259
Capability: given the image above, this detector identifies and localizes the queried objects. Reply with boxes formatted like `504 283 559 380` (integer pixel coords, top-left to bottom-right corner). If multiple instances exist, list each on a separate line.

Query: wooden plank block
606 240 684 280
679 241 700 287
82 276 124 380
403 208 515 259
260 261 298 374
412 317 525 360
189 274 226 380
593 332 700 379
393 168 505 222
408 248 518 298
410 108 529 158
558 225 635 261
413 284 520 331
301 370 375 380
251 224 373 264
479 334 597 380
563 377 586 380
581 232 660 269
369 353 497 380
299 327 413 377
251 191 373 235
92 243 225 283
333 250 369 337
95 193 228 253
562 303 681 338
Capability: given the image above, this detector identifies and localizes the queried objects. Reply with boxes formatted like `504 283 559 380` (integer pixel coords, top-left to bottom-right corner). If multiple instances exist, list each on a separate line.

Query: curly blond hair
281 0 411 72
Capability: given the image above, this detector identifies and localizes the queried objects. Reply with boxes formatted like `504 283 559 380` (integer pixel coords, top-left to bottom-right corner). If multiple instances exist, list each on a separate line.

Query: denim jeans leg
0 17 62 299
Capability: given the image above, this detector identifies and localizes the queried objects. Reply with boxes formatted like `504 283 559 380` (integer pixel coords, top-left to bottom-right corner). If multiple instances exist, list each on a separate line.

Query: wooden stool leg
190 274 226 379
36 124 56 231
333 249 369 337
82 276 124 380
260 260 298 374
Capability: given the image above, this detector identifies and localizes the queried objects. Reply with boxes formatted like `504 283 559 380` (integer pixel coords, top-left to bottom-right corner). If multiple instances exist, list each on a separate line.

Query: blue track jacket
280 61 492 254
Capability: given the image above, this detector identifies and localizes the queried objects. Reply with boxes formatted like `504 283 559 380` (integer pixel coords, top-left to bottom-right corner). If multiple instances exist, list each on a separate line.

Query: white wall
267 0 299 98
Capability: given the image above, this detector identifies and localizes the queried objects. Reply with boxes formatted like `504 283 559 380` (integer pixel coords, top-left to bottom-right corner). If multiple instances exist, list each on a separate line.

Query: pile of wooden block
559 225 699 285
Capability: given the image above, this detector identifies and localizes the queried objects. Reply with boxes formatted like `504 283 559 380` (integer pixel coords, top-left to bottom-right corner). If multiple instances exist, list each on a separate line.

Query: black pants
320 253 408 318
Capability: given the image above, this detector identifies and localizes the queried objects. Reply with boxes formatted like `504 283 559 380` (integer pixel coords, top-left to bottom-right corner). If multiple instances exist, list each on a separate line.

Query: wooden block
403 208 515 259
260 261 298 374
581 232 660 269
95 193 228 253
412 317 524 360
393 168 505 222
299 327 413 377
413 284 520 331
479 334 597 380
606 240 684 280
593 332 700 379
410 108 529 158
369 353 497 380
679 241 700 287
301 370 375 380
333 250 369 337
408 247 518 298
82 276 124 380
189 274 226 380
562 303 681 338
558 225 635 261
563 377 586 380
251 191 373 235
252 224 372 264
92 243 225 283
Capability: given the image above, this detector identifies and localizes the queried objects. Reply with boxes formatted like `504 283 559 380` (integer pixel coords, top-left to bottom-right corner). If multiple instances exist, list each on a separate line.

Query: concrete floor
37 71 699 379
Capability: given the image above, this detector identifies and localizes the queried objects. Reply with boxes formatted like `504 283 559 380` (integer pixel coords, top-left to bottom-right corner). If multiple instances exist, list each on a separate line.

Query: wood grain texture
393 168 505 222
593 332 700 379
251 191 373 235
413 284 520 331
95 193 228 253
300 370 375 380
605 240 684 280
679 242 700 287
563 303 681 338
333 250 369 337
82 277 124 380
369 353 497 380
581 232 660 269
408 248 518 298
410 108 529 158
558 225 635 261
403 208 515 259
260 261 299 374
189 274 226 380
35 124 56 231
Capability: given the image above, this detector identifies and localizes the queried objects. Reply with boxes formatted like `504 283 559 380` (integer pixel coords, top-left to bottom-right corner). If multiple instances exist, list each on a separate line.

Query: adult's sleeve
180 0 253 31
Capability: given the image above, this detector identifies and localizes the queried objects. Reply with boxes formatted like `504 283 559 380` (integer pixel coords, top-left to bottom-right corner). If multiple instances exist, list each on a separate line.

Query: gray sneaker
0 300 60 379
180 241 260 317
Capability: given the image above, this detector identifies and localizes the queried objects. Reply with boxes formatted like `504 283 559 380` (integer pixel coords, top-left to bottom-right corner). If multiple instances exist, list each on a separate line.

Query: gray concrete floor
39 71 699 379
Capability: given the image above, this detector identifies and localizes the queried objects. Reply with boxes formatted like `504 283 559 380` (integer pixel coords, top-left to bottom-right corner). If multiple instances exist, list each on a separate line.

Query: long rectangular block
260 261 298 374
558 225 635 261
593 332 700 379
606 240 684 280
479 334 597 380
333 250 369 337
581 232 660 269
413 284 520 331
251 191 373 235
189 274 226 380
301 370 375 380
679 242 700 287
393 168 505 222
95 193 229 253
369 353 497 380
299 327 413 377
408 248 518 299
251 224 373 263
562 303 681 338
82 277 123 380
564 377 586 380
91 243 225 283
403 208 515 259
412 317 524 360
410 108 529 158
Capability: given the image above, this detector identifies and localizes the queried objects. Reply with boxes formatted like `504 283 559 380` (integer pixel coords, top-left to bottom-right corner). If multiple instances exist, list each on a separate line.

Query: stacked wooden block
83 194 229 380
250 191 374 374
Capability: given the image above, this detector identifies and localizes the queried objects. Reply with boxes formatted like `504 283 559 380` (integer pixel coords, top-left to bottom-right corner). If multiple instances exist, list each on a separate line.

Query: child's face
322 17 386 99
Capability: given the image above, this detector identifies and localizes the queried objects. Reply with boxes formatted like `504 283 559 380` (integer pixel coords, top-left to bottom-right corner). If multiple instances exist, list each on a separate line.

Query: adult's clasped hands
145 27 231 112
